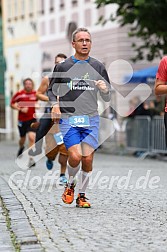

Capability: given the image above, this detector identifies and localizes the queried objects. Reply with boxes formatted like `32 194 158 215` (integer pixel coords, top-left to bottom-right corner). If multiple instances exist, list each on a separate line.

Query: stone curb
0 176 44 252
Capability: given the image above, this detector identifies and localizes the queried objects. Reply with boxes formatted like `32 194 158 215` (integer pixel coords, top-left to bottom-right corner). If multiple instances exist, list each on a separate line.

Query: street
0 140 167 252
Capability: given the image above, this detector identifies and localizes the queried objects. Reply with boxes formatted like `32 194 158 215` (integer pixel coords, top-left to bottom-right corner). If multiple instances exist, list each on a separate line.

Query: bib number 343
69 115 90 127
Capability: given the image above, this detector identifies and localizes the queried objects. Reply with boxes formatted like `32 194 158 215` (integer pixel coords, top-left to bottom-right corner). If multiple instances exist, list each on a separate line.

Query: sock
60 173 65 177
35 139 43 152
78 170 90 194
67 161 80 184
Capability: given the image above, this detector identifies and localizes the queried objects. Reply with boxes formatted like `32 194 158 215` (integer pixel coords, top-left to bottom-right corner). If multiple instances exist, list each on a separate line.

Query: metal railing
151 116 166 153
125 116 167 156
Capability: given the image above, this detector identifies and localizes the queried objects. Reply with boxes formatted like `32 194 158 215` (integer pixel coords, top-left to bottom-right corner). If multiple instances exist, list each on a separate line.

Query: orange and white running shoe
76 193 91 208
62 182 76 204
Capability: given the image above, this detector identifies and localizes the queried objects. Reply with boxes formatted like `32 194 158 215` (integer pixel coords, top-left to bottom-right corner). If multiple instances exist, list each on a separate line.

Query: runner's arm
10 93 21 111
154 57 167 95
10 102 21 111
98 68 111 102
36 77 49 101
47 64 62 120
154 78 167 95
47 64 61 104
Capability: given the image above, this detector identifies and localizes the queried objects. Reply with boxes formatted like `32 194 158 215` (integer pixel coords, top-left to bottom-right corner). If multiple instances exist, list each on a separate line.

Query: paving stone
1 141 167 251
0 173 43 252
0 198 15 252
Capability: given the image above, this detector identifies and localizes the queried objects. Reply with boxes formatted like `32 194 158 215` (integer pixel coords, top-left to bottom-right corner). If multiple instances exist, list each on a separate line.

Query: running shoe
46 159 53 170
17 146 25 157
62 181 76 204
76 193 91 208
28 148 42 156
28 158 36 168
59 175 68 185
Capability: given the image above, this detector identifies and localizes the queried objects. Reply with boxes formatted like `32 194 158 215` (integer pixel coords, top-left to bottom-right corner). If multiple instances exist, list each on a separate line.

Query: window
29 0 34 17
60 0 65 10
10 76 14 97
49 19 55 34
50 0 54 12
85 9 91 27
7 1 12 22
72 0 78 7
98 6 105 20
16 83 20 92
71 13 78 23
20 0 25 19
42 52 51 62
40 0 45 14
15 53 19 69
60 16 65 32
40 21 46 36
14 0 18 20
7 26 14 36
67 22 77 41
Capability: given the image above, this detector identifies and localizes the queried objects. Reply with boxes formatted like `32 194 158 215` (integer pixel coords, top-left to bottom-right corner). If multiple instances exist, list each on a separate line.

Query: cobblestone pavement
0 141 167 252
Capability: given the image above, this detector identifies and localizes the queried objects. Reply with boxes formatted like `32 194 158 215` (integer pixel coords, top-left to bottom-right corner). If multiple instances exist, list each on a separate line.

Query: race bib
69 115 90 127
54 132 64 145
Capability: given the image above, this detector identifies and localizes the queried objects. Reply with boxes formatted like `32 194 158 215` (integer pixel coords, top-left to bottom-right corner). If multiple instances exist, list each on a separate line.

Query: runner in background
154 56 167 146
10 78 37 167
29 53 68 185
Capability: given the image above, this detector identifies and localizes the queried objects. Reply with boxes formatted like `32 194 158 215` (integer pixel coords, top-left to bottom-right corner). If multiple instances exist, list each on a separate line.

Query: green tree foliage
95 0 167 61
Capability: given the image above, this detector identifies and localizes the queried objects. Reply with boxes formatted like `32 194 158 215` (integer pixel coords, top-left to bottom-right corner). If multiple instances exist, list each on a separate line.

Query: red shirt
156 56 167 82
156 56 167 111
10 89 37 121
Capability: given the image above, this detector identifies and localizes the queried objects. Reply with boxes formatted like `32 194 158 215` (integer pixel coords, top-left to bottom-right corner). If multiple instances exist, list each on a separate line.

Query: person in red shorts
10 78 37 167
154 56 167 146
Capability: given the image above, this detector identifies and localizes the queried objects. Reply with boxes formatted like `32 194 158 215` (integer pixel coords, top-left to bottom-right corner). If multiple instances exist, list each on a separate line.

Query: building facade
39 0 159 118
2 0 41 139
2 0 159 139
39 0 119 71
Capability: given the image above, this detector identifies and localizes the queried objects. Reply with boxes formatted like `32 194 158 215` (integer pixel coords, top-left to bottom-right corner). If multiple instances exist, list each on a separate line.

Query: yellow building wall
2 0 39 51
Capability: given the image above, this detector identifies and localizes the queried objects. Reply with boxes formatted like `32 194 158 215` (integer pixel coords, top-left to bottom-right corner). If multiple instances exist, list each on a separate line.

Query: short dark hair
72 27 91 42
55 53 67 59
23 78 34 86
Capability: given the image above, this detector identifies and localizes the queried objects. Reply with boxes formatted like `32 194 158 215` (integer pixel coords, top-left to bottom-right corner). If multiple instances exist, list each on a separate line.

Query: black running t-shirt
48 56 111 116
